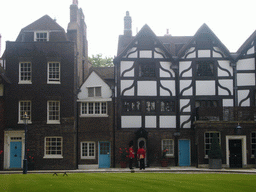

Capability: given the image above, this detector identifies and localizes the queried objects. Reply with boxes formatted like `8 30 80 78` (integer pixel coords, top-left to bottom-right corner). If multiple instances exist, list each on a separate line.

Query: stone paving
1 166 256 174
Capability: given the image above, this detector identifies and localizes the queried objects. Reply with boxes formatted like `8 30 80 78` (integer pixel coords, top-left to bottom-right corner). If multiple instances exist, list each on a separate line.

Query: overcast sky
1 0 256 58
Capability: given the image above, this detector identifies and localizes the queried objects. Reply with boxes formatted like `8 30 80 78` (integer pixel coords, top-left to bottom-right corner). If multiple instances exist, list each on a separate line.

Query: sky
1 0 256 58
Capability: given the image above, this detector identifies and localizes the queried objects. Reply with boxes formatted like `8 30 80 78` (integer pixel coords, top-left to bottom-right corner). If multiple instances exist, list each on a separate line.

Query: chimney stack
70 0 79 23
124 11 132 36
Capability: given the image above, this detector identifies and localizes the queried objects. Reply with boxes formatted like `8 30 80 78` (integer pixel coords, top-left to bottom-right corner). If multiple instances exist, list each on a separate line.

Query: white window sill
47 81 61 84
18 81 32 84
18 121 32 124
80 114 109 118
81 157 96 160
43 155 63 159
47 121 61 124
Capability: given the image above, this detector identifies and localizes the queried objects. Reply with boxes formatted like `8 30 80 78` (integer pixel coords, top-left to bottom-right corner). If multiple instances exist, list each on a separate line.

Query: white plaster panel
180 80 193 96
237 58 255 70
213 47 223 57
238 90 250 106
196 81 215 95
121 80 134 96
184 47 196 58
121 116 141 128
160 80 175 96
160 62 174 77
218 80 233 95
180 99 191 112
120 61 134 77
78 71 112 100
180 116 191 128
223 99 234 107
145 116 157 128
198 50 211 58
237 73 255 86
217 60 233 77
137 81 157 96
159 116 176 128
247 46 255 55
179 61 192 77
126 47 137 58
140 50 152 58
154 48 165 58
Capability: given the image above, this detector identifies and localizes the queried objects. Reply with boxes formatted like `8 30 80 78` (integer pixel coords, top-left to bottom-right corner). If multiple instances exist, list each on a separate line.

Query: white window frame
47 100 60 124
251 132 256 158
18 100 32 124
34 31 49 42
47 62 60 84
88 87 102 97
204 131 221 158
80 102 107 117
161 139 174 157
19 62 32 84
44 137 63 159
81 141 96 159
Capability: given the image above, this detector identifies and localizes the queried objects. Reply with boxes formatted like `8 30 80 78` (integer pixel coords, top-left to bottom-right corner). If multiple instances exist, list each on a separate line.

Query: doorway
179 139 190 166
98 142 111 168
137 138 147 167
229 139 242 168
10 141 22 168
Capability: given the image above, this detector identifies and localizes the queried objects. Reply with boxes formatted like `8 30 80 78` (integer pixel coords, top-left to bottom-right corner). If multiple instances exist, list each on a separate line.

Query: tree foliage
208 133 222 159
89 54 113 67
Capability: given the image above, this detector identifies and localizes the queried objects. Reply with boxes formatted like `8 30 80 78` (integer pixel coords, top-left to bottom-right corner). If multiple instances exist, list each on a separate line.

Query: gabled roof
0 66 11 84
177 23 233 60
16 15 67 41
115 24 174 62
236 30 256 60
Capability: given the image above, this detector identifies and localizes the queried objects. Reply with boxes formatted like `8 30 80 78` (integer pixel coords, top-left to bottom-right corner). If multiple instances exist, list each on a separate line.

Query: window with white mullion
48 62 60 84
162 139 174 157
34 31 48 42
19 62 32 84
81 142 95 159
19 100 32 123
47 101 60 124
81 102 107 116
44 137 63 158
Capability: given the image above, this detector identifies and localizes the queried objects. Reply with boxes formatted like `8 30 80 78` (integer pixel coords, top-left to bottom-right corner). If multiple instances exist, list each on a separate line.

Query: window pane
95 87 101 97
88 88 94 97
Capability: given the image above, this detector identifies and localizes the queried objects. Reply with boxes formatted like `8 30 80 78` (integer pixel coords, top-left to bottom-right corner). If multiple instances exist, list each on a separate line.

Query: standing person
137 143 146 170
128 141 135 169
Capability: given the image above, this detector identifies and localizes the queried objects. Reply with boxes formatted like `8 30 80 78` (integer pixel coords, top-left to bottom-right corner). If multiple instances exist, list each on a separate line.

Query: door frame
4 130 25 169
178 139 191 166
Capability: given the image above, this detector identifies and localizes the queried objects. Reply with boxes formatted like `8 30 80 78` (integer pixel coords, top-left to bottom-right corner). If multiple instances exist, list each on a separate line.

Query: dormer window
139 62 156 78
196 60 214 77
88 87 101 97
34 31 49 42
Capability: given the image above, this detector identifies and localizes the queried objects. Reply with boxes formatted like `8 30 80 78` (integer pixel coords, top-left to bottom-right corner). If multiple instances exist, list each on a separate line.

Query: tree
208 133 222 159
89 54 113 67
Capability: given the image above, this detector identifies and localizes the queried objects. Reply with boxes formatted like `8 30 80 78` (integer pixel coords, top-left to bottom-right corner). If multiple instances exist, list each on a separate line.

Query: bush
208 133 222 159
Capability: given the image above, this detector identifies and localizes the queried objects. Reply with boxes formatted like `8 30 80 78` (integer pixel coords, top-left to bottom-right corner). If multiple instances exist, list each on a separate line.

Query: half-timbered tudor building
114 12 256 168
77 67 114 169
1 1 89 170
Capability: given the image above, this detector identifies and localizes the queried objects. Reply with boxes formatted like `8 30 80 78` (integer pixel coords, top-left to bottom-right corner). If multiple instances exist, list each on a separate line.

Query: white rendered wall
160 80 175 96
196 81 215 95
126 47 137 58
180 116 191 128
137 81 157 96
218 80 233 95
140 50 152 58
180 99 191 112
160 62 174 77
179 61 192 77
237 73 255 86
218 61 233 77
223 99 234 107
237 58 255 70
238 90 250 106
198 50 211 58
180 80 193 96
78 71 112 100
159 116 176 128
121 116 141 128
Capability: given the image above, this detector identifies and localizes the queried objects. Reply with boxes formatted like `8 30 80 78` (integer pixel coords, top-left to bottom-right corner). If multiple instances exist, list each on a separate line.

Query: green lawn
0 173 256 192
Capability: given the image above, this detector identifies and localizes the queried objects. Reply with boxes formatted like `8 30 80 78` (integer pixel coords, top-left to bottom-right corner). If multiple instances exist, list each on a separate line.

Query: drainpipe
112 60 117 168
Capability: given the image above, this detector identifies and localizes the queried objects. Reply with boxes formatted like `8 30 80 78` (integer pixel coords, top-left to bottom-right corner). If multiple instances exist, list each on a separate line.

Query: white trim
80 141 96 159
34 31 49 42
161 139 174 157
19 62 32 84
226 135 247 168
47 100 60 124
77 98 112 102
44 136 63 159
47 62 61 84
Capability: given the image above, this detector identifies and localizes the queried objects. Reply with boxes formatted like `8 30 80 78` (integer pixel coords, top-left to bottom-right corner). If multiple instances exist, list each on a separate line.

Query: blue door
99 142 111 168
10 142 22 168
179 140 190 166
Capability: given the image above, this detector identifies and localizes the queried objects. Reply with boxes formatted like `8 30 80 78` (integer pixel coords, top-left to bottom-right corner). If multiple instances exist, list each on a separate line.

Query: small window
47 101 60 124
204 132 220 158
145 101 156 113
19 100 31 123
34 32 48 42
162 139 174 157
81 142 95 159
139 63 156 77
160 101 175 112
48 62 60 84
81 102 107 116
251 132 256 157
195 100 218 108
123 101 141 112
88 87 101 97
44 137 63 158
19 62 32 84
196 60 214 77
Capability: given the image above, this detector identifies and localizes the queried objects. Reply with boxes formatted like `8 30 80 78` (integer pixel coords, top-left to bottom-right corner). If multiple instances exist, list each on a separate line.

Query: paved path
1 167 256 174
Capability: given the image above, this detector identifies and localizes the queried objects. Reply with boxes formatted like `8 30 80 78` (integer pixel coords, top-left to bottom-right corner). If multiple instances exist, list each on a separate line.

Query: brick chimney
124 11 132 36
70 0 79 23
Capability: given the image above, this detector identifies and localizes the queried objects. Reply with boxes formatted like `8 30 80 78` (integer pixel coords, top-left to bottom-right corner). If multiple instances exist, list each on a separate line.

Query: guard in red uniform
129 142 135 169
137 145 146 170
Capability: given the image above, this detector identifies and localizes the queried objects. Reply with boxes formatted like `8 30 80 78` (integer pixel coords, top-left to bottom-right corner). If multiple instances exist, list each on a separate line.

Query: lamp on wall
235 123 242 135
23 112 29 174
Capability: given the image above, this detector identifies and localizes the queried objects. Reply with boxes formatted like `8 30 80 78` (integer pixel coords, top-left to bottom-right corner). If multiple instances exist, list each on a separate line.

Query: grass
0 173 256 192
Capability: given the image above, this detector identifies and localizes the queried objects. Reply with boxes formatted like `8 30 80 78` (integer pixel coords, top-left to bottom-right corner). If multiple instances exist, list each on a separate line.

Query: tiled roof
89 67 114 80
